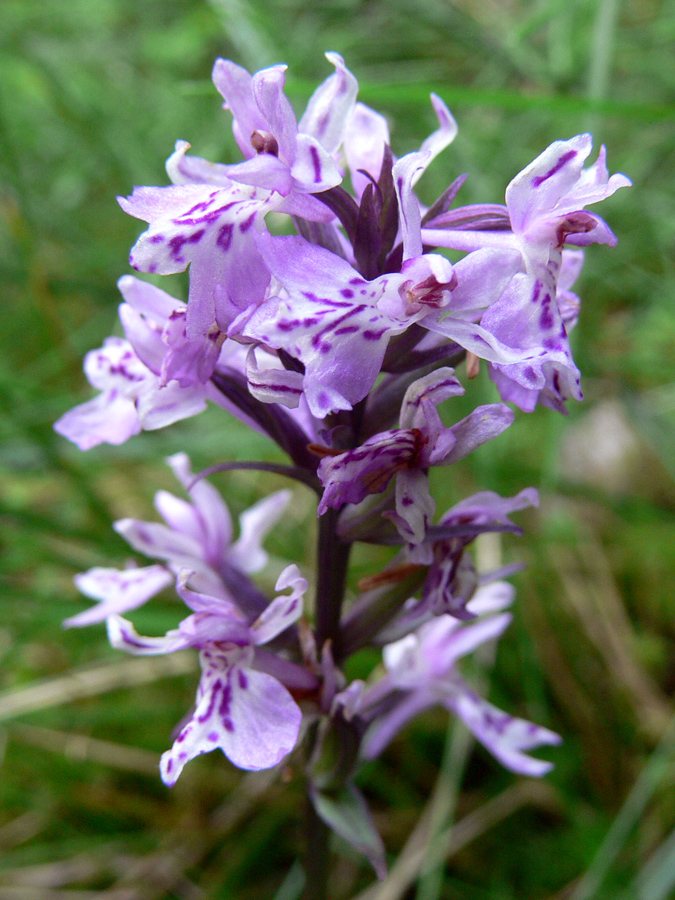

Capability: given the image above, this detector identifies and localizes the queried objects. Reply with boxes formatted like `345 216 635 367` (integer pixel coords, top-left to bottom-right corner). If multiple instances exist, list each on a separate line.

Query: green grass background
1 0 674 897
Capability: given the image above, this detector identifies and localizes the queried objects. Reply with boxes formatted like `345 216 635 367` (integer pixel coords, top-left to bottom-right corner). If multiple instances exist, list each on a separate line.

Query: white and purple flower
341 582 561 777
65 454 291 626
108 564 311 781
422 136 630 411
317 368 514 543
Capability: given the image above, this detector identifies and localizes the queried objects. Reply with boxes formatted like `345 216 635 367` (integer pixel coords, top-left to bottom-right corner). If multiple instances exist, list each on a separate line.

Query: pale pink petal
229 490 292 574
65 565 173 628
160 649 302 783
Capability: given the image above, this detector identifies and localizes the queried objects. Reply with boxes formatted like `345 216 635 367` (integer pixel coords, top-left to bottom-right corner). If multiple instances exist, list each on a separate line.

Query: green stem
315 508 351 659
303 792 331 900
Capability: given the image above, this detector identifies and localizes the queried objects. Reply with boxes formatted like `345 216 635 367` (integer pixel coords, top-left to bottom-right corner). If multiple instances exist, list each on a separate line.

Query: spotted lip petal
160 650 302 783
481 269 582 411
242 233 409 417
243 233 468 418
53 334 208 450
418 135 629 413
109 564 308 784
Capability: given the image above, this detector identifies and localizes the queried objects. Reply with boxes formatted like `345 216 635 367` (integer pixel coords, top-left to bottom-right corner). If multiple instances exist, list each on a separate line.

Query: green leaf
310 781 386 880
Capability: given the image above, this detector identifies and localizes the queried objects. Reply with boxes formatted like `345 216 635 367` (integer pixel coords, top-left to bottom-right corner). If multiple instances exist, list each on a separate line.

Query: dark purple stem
315 508 351 661
304 788 330 900
190 461 322 495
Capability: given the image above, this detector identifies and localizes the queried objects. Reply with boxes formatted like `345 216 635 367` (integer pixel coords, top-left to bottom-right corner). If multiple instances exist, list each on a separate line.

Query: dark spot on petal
310 145 322 183
540 308 554 330
531 149 577 188
240 212 256 233
216 223 234 252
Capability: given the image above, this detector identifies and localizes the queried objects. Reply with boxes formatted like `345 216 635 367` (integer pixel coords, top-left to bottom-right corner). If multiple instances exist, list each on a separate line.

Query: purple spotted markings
318 369 514 543
108 564 309 783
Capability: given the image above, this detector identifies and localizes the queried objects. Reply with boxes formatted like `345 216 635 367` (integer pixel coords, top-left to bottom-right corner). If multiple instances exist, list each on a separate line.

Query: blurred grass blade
272 860 306 900
635 827 675 900
415 718 473 900
571 711 675 900
588 0 621 102
0 654 197 722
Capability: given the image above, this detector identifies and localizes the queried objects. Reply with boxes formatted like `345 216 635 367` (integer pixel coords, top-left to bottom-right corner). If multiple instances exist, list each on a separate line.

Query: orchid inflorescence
55 52 629 875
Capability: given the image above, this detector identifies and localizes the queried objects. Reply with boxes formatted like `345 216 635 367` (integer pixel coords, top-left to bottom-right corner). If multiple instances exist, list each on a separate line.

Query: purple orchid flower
421 136 630 410
340 581 560 777
53 335 208 450
108 564 310 781
485 248 585 411
117 275 224 387
64 564 174 629
405 488 539 620
213 53 355 196
422 134 630 261
66 454 291 626
54 276 264 450
115 452 291 593
119 53 358 339
240 231 460 417
119 179 275 338
317 368 514 543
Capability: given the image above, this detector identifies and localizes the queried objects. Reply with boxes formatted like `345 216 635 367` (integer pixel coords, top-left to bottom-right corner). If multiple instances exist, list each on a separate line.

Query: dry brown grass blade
0 854 108 888
92 766 282 900
7 723 161 775
0 811 48 850
0 890 100 899
0 654 197 723
551 524 671 738
351 780 559 900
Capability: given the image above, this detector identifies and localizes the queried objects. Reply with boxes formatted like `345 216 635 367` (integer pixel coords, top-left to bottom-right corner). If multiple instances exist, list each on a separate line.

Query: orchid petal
299 52 359 153
160 648 302 783
229 490 292 574
448 690 561 776
166 453 234 562
245 345 304 409
65 565 173 628
107 614 191 656
119 183 273 337
166 141 233 187
415 93 458 181
343 102 390 198
54 390 140 450
438 403 514 465
212 58 264 159
251 564 307 645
